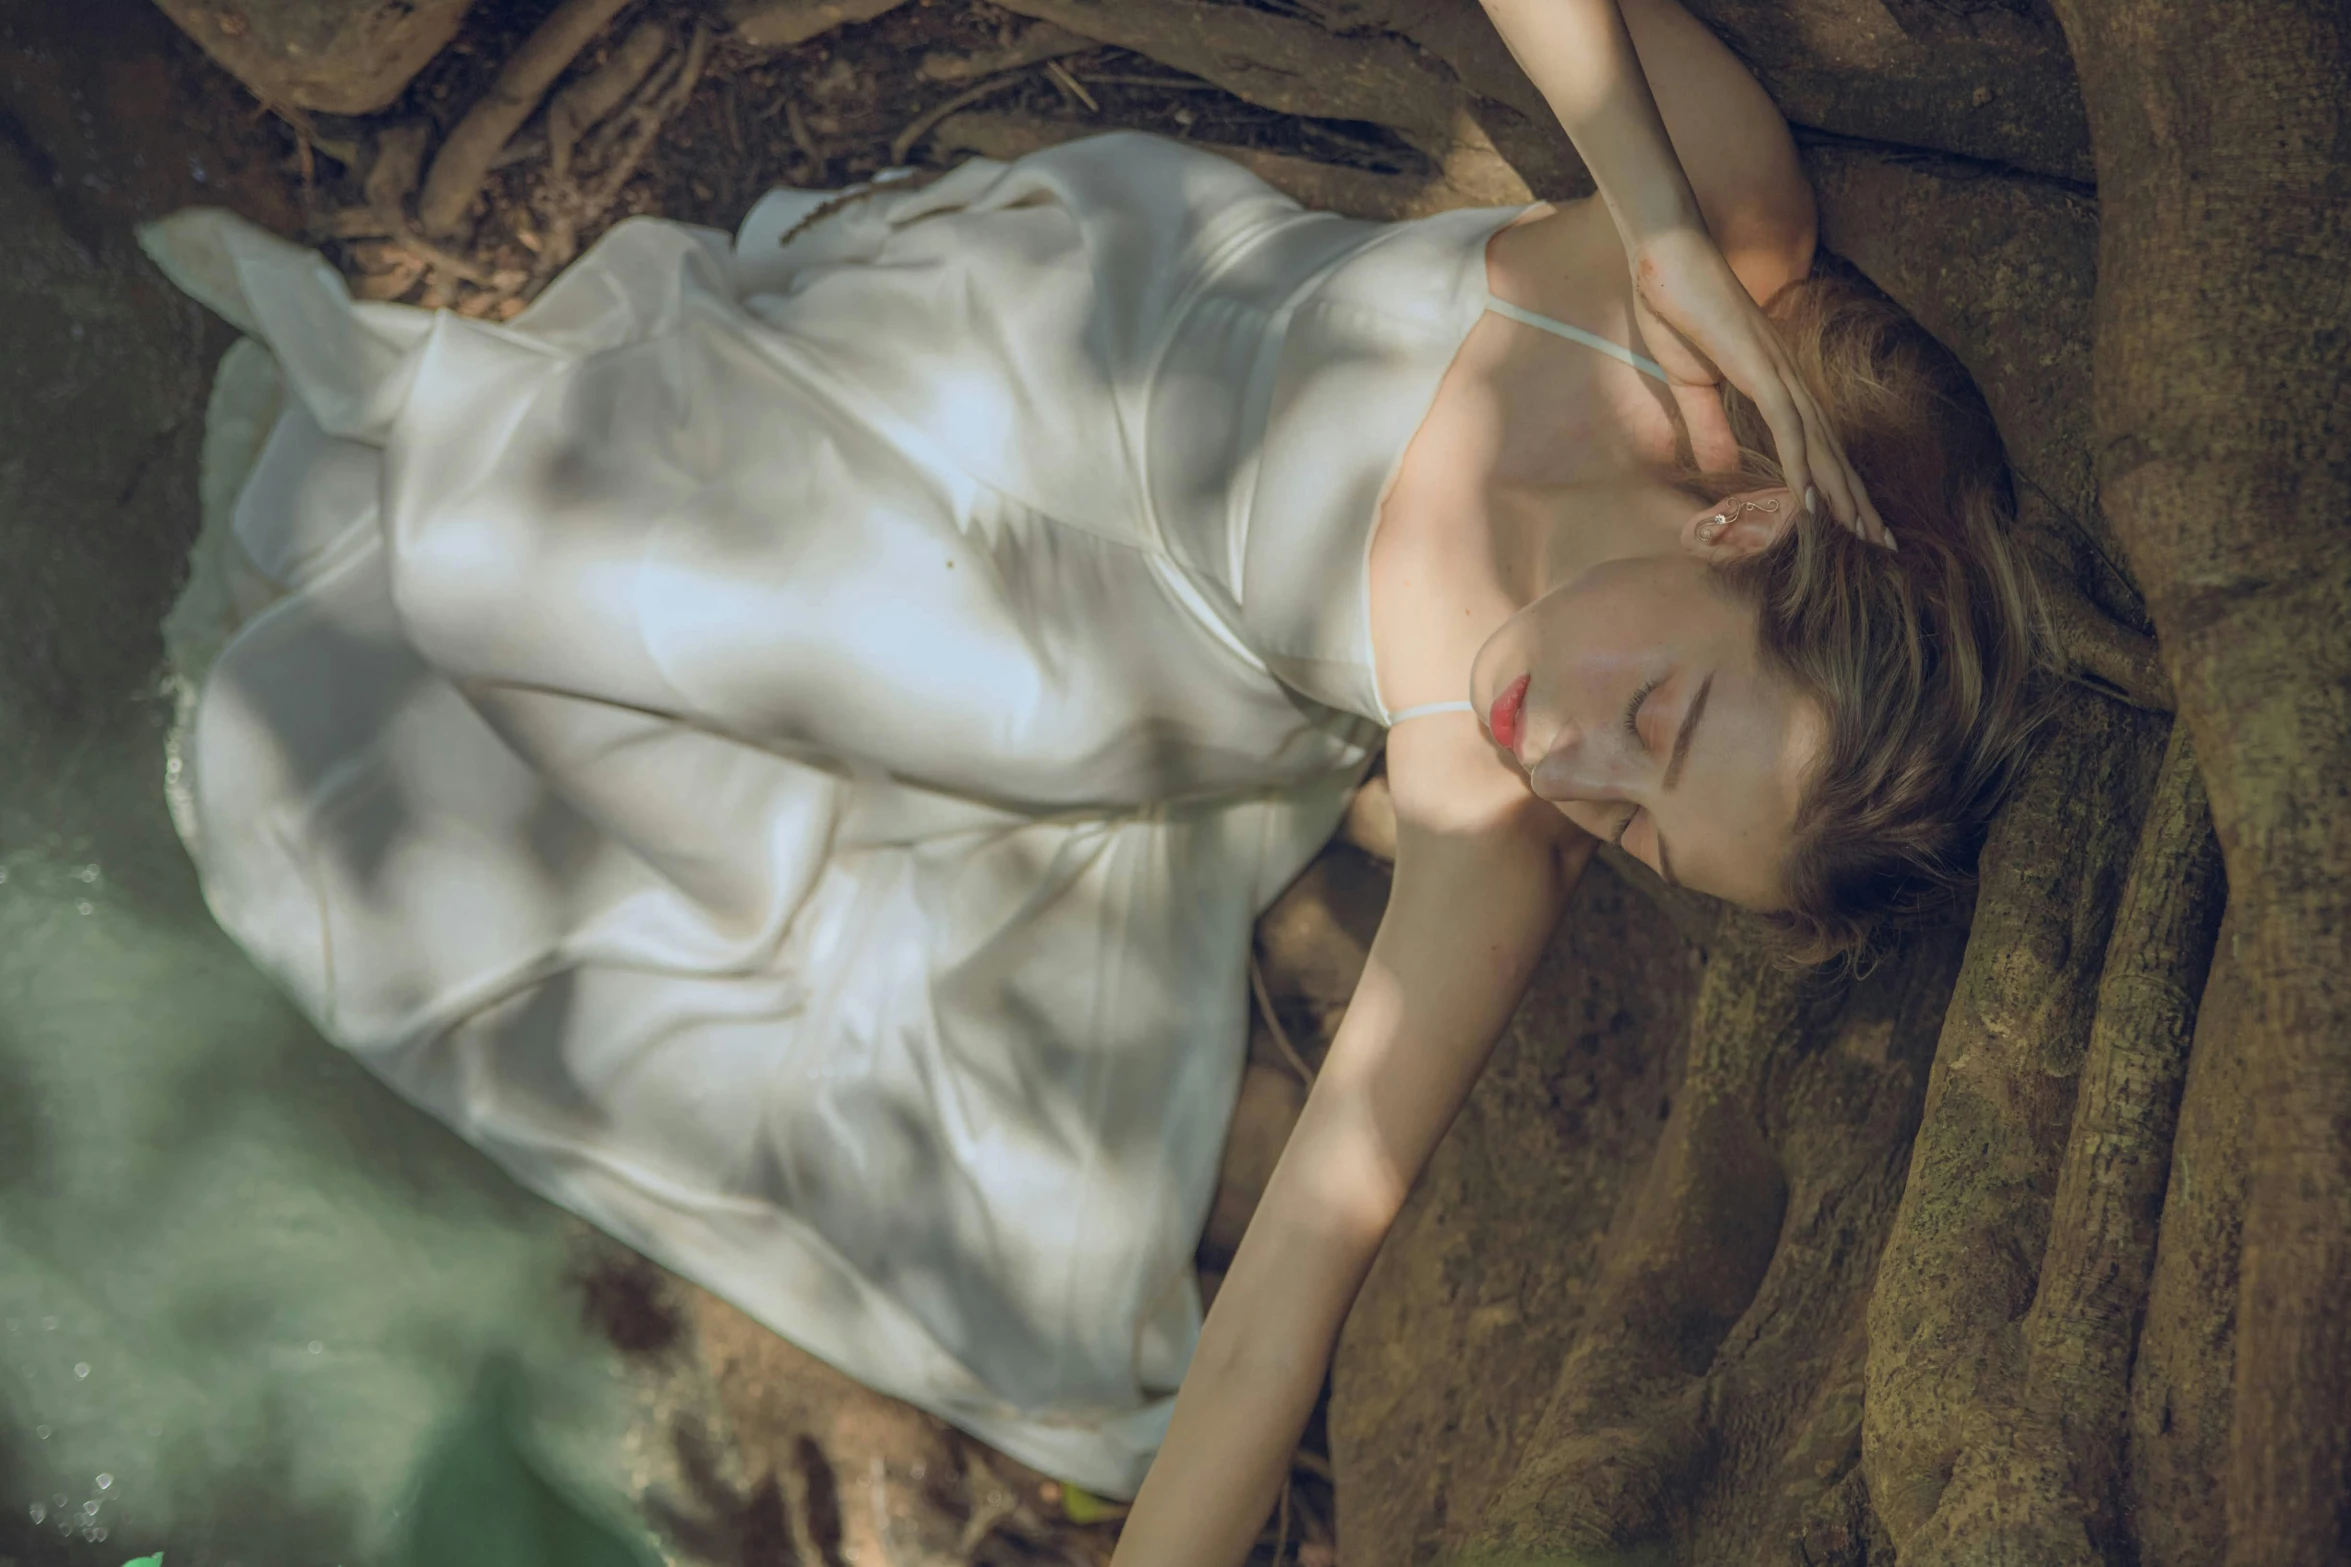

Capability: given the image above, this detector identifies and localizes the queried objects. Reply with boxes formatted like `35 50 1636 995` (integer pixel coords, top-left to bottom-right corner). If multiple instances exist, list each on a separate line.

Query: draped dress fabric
141 131 1564 1496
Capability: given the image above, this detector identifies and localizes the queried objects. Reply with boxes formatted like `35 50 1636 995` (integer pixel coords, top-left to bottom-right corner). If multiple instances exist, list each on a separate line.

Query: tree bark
1861 687 2162 1553
2039 2 2351 1562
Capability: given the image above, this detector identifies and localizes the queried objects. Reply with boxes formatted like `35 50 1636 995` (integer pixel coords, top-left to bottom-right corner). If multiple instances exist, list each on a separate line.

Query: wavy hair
1688 261 2057 965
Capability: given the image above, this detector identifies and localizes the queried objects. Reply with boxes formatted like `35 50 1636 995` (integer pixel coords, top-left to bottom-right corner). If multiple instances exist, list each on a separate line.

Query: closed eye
1623 674 1661 745
1613 676 1660 850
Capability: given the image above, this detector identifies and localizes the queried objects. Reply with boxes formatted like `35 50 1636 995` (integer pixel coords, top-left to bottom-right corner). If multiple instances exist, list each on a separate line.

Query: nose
1528 747 1581 801
1526 714 1637 804
1524 715 1586 799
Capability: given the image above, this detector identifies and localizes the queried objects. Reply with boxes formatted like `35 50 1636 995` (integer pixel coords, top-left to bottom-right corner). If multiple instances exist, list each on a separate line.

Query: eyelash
1623 675 1661 743
1614 676 1662 847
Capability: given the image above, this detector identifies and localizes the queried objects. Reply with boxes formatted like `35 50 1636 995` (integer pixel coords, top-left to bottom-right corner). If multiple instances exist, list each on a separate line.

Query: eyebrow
1662 673 1713 793
1650 672 1712 891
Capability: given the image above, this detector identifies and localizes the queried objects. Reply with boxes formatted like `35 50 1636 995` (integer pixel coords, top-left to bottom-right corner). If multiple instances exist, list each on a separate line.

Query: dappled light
4 4 2344 1567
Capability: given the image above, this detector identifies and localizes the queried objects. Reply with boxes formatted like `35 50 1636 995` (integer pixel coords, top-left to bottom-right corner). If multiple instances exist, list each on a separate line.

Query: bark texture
2039 2 2351 1562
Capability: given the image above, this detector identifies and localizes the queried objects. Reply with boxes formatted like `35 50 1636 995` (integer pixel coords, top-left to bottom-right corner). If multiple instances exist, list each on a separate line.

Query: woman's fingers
1799 392 1893 547
1629 263 1900 552
1748 376 1814 522
1790 389 1855 525
1788 377 1894 548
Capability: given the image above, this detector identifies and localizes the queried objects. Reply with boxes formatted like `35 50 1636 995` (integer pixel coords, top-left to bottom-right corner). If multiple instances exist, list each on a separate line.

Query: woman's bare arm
1477 0 1886 538
1109 737 1590 1567
1614 0 1815 282
1479 0 1809 274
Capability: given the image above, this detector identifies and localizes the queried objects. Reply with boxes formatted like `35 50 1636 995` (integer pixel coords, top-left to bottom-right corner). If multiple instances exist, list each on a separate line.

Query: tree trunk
2039 3 2351 1562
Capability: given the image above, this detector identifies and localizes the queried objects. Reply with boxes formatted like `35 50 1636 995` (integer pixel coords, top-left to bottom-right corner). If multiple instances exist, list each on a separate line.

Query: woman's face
1470 527 1825 910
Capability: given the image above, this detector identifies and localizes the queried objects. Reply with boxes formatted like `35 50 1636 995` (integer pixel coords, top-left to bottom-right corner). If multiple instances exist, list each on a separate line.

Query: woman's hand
1629 227 1892 546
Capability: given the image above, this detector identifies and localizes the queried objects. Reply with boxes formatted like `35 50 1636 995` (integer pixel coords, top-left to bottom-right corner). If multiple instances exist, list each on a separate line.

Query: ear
1683 487 1802 560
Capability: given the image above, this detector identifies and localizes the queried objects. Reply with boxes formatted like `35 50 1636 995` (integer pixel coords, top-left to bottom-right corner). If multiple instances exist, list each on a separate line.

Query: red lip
1487 674 1531 753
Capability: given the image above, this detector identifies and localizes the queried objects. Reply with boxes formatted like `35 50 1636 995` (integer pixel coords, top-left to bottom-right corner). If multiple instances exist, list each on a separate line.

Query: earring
1698 496 1780 543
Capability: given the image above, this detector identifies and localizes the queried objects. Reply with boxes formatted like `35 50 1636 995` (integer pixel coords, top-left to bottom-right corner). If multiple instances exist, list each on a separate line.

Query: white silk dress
140 131 1661 1497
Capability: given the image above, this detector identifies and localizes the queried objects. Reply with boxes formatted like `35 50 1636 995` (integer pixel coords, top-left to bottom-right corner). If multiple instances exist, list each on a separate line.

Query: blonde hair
1689 262 2056 965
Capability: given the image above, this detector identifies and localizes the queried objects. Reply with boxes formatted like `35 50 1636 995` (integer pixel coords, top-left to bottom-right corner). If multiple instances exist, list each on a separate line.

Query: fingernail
1803 485 1820 516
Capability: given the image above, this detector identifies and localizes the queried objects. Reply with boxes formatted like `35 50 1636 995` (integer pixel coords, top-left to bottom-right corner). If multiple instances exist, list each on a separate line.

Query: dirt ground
284 0 1430 321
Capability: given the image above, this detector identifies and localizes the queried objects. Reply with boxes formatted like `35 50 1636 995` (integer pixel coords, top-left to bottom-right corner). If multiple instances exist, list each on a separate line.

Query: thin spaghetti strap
1484 294 1669 383
1387 698 1476 725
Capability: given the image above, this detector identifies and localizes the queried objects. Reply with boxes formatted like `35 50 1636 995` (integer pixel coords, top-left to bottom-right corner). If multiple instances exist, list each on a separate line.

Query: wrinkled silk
141 132 1522 1495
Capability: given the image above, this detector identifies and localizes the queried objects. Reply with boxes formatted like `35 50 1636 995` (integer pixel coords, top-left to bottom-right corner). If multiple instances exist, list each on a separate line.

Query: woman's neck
1505 475 1695 607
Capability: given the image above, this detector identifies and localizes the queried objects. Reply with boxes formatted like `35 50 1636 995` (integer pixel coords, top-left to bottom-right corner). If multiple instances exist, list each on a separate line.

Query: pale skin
1108 4 1887 1565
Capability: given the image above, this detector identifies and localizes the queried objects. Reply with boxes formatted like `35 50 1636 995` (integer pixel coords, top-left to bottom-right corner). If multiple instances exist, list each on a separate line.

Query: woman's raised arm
1109 740 1588 1567
1477 0 1888 543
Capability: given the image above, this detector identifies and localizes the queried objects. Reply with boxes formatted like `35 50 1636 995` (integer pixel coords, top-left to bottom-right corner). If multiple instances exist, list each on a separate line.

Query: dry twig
891 72 1036 166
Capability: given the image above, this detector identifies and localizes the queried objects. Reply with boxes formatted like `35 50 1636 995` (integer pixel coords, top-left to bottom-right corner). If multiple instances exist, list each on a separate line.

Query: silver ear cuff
1697 495 1781 543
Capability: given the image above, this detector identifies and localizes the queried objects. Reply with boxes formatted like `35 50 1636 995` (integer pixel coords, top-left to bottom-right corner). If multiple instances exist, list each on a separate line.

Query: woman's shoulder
1484 197 1638 319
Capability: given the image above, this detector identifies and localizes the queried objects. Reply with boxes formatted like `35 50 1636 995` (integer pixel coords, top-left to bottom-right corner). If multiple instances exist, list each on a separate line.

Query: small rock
153 0 480 115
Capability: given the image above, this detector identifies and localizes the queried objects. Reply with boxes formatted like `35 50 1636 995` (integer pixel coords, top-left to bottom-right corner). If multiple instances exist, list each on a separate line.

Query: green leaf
118 1556 165 1567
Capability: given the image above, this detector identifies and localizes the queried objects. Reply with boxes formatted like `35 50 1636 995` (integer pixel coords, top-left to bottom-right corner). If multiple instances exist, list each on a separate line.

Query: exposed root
363 118 431 217
931 110 1514 220
418 0 641 237
548 18 672 181
989 0 1459 144
1470 921 1813 1556
917 22 1094 83
322 200 518 289
1861 687 2165 1553
2040 554 2173 712
1897 719 2225 1565
985 0 1533 202
728 0 918 51
2127 904 2249 1567
528 21 718 290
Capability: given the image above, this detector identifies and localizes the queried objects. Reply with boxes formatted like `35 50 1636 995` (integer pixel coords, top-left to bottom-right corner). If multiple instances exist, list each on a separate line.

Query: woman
141 0 2043 1559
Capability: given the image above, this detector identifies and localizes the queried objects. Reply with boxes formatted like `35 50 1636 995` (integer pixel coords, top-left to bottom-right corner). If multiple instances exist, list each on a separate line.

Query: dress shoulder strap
1483 294 1669 383
1386 698 1476 725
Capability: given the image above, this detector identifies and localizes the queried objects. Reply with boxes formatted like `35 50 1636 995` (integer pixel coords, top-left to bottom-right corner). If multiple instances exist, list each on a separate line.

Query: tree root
986 0 1535 206
929 110 1514 221
2037 548 2173 712
418 0 640 238
547 18 671 181
1896 718 2225 1564
1465 892 1978 1563
1861 687 2166 1553
526 22 717 290
2127 902 2249 1567
989 0 1456 142
1469 921 1811 1556
917 22 1094 84
726 0 917 51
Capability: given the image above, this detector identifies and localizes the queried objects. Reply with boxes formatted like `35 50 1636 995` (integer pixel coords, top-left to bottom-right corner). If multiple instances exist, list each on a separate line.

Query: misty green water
0 5 678 1562
2 713 667 1567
